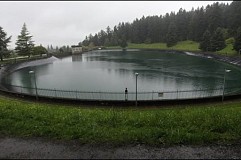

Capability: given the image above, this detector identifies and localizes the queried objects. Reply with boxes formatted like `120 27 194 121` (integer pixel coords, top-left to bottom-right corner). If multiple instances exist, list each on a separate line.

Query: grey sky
0 1 232 49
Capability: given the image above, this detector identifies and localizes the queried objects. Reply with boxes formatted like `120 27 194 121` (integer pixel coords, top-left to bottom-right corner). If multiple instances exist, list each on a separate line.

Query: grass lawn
128 42 167 50
217 44 237 56
108 40 239 57
1 95 241 146
128 40 200 52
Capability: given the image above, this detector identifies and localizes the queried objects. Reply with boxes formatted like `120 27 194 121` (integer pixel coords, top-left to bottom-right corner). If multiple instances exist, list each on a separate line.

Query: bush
225 37 235 45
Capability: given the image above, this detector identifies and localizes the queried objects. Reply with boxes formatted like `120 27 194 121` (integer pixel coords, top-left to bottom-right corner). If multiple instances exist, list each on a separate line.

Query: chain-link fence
1 83 241 101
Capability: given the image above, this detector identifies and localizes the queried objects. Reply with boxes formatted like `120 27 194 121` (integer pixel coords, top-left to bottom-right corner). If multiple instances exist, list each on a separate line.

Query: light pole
222 69 231 102
135 72 139 107
29 70 38 100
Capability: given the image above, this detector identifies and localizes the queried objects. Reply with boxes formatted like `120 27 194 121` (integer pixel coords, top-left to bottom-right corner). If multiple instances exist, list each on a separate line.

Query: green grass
1 96 241 146
217 43 237 56
108 40 239 56
172 41 201 51
217 38 237 56
128 42 167 50
0 54 45 65
127 41 200 52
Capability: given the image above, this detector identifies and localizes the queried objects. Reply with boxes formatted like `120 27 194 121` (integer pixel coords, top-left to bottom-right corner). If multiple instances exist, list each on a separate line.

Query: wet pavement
1 137 241 159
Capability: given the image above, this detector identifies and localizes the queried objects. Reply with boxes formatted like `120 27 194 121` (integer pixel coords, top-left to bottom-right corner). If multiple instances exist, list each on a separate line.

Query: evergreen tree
88 42 95 50
33 46 47 56
106 26 112 40
98 30 107 46
199 30 212 51
93 34 99 46
82 36 89 46
15 23 34 57
210 27 226 51
0 26 11 61
226 1 241 36
206 2 223 33
166 22 178 47
81 1 235 51
119 35 128 49
110 32 119 46
176 8 189 41
66 45 70 53
234 27 241 53
104 38 111 47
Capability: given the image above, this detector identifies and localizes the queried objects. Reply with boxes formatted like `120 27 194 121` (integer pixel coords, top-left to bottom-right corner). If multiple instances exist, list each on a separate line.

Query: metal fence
1 83 241 101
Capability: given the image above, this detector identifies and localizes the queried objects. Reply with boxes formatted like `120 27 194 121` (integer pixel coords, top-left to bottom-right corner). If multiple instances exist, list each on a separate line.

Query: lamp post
222 69 231 102
29 70 38 100
135 72 139 107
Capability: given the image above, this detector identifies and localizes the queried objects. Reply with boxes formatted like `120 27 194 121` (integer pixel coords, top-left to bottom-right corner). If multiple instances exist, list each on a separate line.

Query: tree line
1 1 241 62
81 1 241 53
0 23 48 61
0 23 71 61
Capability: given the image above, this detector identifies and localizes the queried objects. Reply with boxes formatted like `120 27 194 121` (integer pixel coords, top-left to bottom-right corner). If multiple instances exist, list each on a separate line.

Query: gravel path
1 137 241 159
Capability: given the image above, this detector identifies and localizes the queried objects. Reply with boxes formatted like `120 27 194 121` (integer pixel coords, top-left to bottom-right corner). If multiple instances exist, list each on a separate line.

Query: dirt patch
1 136 241 159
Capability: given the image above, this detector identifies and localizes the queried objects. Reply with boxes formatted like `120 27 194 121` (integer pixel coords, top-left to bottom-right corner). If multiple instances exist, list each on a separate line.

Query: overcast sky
0 1 232 49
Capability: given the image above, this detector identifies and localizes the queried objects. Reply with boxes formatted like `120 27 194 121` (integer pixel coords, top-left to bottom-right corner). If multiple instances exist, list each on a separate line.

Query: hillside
108 40 238 56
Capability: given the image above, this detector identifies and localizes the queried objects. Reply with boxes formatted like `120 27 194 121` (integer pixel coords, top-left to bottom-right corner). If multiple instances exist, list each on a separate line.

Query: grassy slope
1 96 241 146
128 40 201 52
217 44 237 56
108 40 238 56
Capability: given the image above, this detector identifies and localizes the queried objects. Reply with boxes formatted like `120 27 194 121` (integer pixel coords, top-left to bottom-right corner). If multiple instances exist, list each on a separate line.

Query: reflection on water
72 54 82 62
4 50 241 93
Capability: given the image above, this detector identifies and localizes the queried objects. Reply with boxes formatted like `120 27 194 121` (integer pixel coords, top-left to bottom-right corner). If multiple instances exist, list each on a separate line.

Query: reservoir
2 49 241 100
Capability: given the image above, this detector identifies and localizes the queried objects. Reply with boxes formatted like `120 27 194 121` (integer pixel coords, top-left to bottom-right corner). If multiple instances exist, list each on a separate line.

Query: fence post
55 88 57 98
176 89 178 99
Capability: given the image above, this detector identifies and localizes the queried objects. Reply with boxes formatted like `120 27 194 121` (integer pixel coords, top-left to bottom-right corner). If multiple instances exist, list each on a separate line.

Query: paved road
1 137 241 159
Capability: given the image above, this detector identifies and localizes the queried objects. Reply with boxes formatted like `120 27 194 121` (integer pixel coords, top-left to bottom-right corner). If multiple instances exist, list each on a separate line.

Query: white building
71 45 83 54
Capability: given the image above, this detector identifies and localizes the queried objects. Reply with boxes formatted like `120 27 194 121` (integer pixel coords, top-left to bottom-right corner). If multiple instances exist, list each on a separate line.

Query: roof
71 45 82 48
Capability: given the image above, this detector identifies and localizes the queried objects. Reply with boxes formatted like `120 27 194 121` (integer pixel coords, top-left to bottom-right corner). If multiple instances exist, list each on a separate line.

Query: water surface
4 49 241 95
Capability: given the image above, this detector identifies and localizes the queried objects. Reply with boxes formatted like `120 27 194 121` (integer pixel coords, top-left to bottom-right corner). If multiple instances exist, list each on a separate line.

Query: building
71 45 83 54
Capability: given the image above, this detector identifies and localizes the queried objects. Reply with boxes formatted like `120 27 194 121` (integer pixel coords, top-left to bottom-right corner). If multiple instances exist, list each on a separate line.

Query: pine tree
206 2 223 34
66 45 70 53
199 30 211 51
166 22 178 47
0 26 11 61
234 27 241 53
15 23 34 57
33 46 47 56
82 36 89 46
210 27 226 51
119 35 128 49
110 32 119 46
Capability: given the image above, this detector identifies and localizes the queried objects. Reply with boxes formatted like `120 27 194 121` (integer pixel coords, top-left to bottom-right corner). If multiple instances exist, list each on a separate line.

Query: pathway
1 137 241 159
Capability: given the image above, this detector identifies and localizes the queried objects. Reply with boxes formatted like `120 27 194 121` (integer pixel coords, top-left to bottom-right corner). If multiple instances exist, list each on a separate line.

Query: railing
1 83 241 101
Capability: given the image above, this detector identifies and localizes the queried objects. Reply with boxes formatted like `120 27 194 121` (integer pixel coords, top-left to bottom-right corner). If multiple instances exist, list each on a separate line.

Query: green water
4 49 241 95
